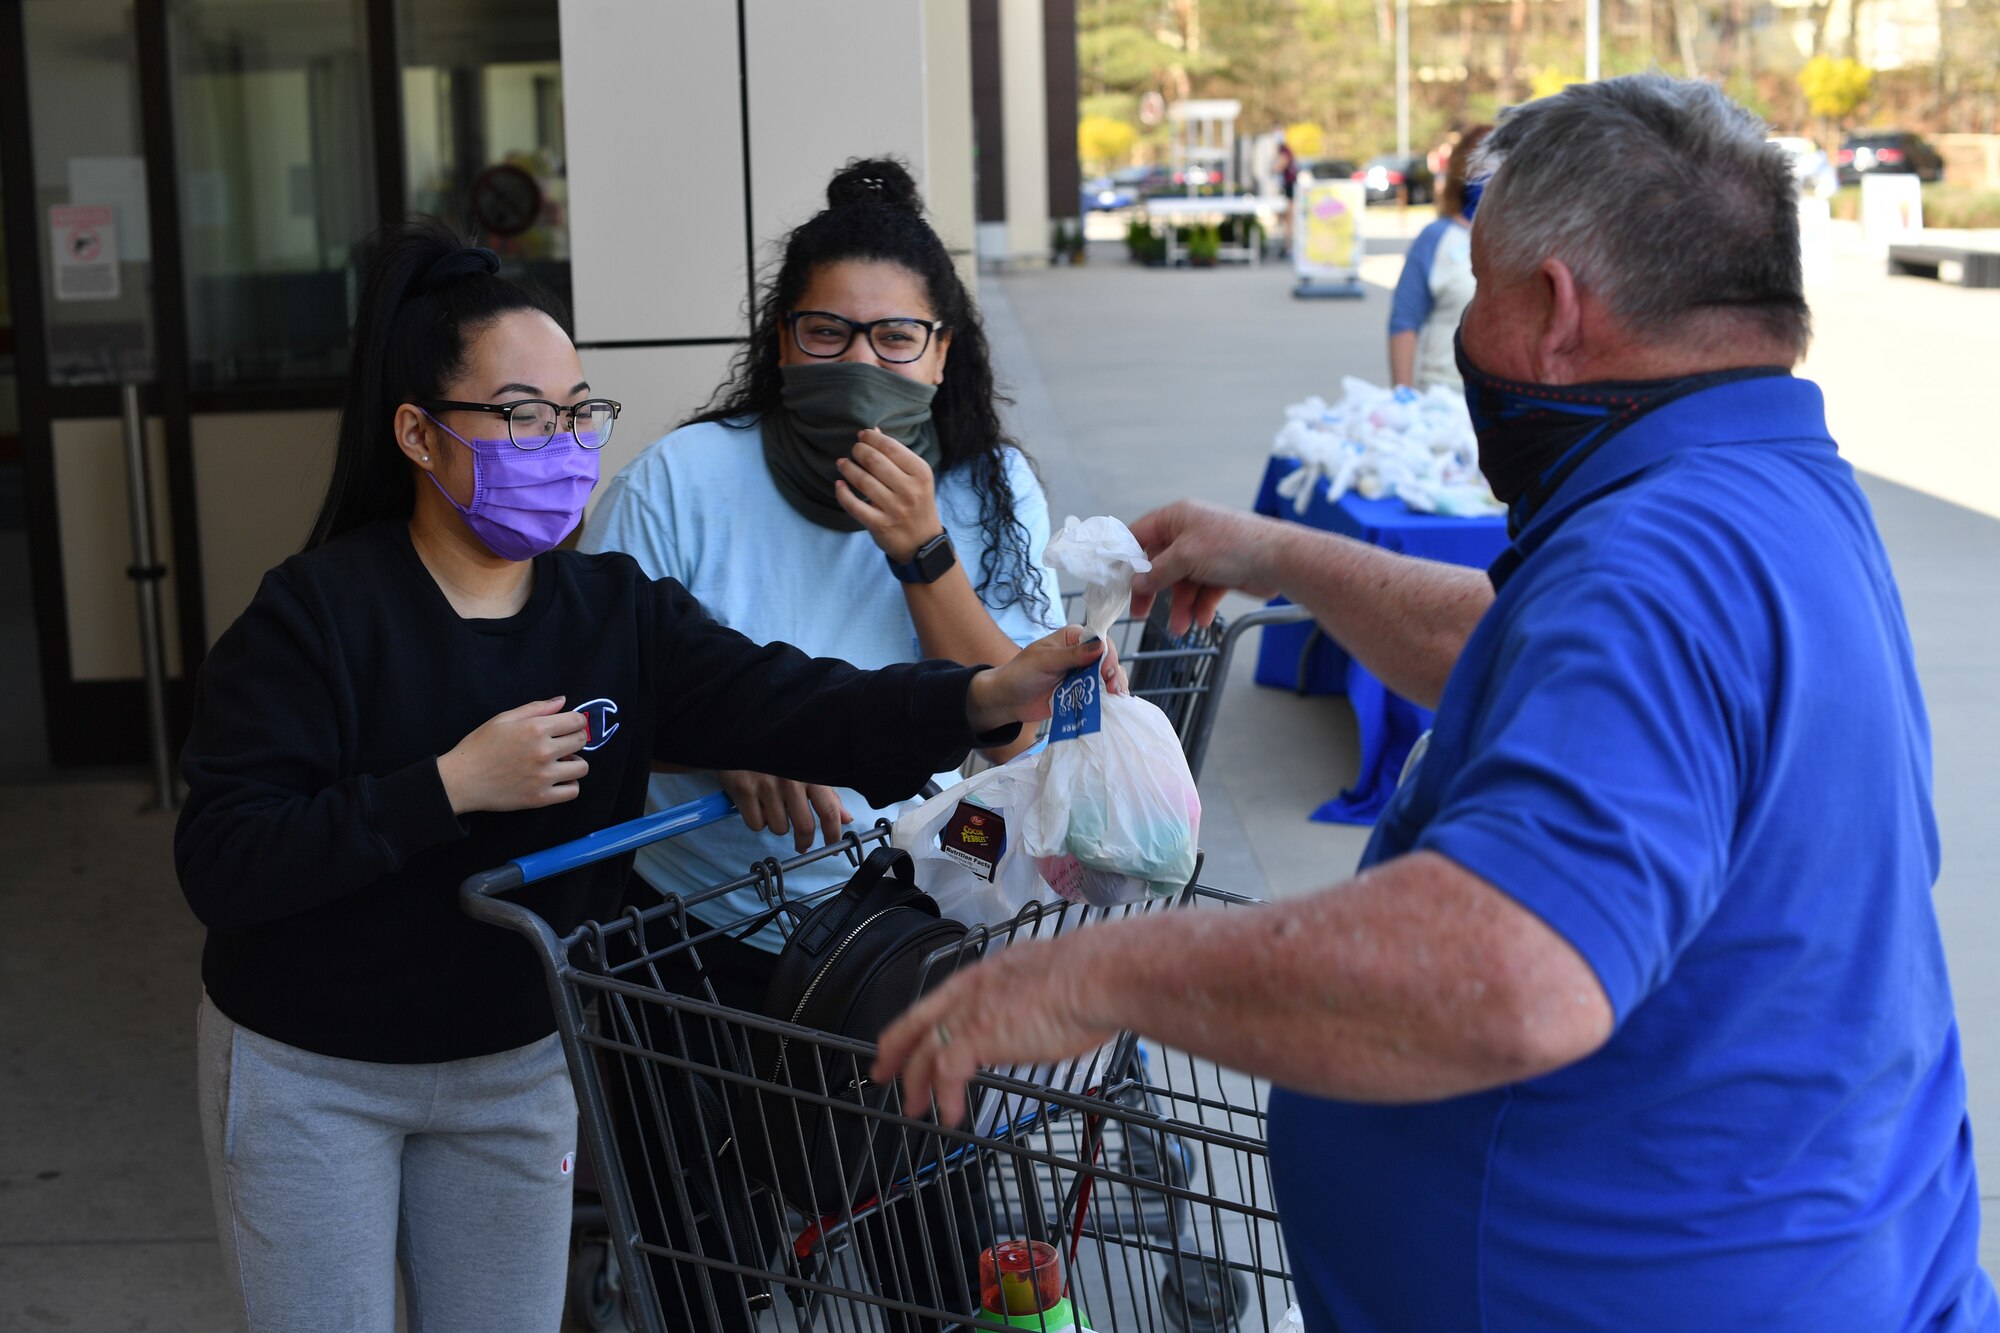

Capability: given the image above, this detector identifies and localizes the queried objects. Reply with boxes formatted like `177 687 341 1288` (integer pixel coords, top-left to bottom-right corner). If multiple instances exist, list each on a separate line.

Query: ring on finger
933 1022 952 1049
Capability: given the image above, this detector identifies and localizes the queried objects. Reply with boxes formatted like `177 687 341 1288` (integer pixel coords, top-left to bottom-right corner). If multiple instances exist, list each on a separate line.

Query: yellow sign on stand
1293 177 1366 297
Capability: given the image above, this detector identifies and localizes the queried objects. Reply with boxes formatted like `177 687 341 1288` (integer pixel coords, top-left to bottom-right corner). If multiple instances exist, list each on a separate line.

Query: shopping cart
463 802 1292 1333
1071 595 1309 784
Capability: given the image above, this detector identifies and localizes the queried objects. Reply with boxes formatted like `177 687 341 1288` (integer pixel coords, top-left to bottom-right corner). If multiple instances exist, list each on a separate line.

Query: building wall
559 0 974 477
27 1 979 719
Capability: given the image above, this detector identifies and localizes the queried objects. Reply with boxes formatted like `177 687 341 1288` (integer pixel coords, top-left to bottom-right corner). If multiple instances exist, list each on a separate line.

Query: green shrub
1829 183 2000 229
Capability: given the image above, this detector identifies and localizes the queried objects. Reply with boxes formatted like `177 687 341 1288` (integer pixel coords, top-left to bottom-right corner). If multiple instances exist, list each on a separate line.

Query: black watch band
887 532 956 584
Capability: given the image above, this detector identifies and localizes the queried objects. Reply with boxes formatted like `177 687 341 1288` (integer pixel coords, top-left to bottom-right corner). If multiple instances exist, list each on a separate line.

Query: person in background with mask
578 154 1069 1332
1387 124 1491 393
174 215 1101 1333
877 76 1995 1330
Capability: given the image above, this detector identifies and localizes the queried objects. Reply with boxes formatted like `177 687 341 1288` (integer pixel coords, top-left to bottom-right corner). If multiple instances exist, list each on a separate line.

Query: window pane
400 0 570 313
23 0 158 386
168 0 377 391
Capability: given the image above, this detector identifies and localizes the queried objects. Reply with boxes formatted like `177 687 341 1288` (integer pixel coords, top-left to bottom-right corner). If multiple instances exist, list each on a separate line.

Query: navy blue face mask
1454 330 1786 532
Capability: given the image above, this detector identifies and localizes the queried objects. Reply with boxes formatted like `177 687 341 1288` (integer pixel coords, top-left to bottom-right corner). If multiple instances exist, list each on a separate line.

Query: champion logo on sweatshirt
573 697 620 751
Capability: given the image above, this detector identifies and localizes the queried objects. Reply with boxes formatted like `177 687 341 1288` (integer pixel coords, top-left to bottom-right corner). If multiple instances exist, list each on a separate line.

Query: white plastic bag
891 765 1050 925
1032 516 1202 898
892 761 1153 923
1026 690 1200 897
895 516 1201 915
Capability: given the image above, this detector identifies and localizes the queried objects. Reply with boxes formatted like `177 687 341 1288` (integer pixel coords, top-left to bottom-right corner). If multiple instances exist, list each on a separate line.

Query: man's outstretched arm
874 851 1614 1126
1130 500 1492 709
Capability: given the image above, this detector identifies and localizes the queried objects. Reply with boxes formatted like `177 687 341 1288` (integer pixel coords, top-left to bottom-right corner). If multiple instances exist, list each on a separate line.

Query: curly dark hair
687 157 1050 623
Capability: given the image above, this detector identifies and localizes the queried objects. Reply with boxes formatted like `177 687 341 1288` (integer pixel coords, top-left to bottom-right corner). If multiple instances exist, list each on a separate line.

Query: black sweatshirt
176 520 1011 1063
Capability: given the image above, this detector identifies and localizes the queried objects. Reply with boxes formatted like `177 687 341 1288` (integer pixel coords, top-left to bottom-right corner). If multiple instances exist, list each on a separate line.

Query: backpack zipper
769 907 895 1083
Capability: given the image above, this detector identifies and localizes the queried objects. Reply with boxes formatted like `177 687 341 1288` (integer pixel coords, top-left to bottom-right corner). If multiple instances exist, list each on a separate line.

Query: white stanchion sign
1860 174 1923 249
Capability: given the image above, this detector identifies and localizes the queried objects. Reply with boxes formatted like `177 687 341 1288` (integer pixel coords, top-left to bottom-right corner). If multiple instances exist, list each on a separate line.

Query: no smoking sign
51 204 121 302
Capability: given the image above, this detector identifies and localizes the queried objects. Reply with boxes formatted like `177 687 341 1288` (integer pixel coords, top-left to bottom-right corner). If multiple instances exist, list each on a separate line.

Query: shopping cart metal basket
463 800 1292 1333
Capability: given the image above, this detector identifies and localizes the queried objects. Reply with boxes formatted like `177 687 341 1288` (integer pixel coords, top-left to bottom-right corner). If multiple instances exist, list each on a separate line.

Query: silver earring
421 454 430 461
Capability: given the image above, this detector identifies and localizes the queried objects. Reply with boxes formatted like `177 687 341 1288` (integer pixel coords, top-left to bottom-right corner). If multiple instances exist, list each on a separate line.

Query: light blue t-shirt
579 416 1063 947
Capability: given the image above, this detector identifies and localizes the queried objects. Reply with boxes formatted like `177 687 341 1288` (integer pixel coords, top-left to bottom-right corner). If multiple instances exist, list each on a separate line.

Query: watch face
916 533 956 582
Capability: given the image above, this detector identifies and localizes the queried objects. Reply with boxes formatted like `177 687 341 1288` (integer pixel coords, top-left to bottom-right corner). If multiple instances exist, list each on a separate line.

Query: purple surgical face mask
420 411 599 562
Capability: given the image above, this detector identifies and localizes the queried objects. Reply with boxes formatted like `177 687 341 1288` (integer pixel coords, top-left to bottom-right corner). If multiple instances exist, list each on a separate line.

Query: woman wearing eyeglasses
578 157 1066 1331
173 215 1098 1333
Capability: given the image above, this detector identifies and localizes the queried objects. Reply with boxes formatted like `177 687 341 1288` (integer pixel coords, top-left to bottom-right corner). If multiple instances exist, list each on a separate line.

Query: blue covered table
1251 455 1509 824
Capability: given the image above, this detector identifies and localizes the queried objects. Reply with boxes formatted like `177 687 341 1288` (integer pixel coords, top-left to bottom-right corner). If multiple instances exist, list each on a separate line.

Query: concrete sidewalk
1 215 1993 1328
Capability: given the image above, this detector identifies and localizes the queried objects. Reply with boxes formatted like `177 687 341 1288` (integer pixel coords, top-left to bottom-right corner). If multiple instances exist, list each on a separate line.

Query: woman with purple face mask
172 216 1102 1333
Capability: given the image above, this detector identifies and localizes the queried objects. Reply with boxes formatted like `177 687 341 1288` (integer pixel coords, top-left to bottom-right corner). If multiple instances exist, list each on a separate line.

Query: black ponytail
306 216 570 550
689 158 1051 624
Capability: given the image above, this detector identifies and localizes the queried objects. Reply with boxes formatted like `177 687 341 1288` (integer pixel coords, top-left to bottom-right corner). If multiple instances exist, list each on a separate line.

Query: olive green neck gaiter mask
764 362 943 531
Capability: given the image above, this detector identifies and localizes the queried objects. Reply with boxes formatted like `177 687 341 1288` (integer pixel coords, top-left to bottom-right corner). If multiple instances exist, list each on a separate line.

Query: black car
1355 154 1437 205
1836 131 1944 186
1296 158 1359 186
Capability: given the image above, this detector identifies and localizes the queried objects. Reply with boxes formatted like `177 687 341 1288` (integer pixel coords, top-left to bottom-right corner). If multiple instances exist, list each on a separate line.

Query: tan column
924 0 979 295
1001 0 1050 262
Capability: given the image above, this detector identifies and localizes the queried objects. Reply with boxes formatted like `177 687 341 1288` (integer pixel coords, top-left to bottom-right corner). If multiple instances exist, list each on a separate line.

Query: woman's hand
834 427 945 563
717 770 853 854
964 626 1106 735
1100 637 1131 696
437 697 589 814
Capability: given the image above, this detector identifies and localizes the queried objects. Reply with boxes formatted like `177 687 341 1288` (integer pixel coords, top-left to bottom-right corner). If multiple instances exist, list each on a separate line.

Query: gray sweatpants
196 994 577 1332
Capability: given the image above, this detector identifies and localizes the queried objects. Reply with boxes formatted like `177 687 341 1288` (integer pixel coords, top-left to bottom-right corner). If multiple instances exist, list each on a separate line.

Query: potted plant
1188 224 1221 268
1067 225 1088 265
1050 220 1071 266
1125 217 1150 262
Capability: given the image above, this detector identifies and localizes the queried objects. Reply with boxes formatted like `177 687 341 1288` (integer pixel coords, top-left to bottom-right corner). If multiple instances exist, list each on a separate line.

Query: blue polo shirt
1267 375 1995 1329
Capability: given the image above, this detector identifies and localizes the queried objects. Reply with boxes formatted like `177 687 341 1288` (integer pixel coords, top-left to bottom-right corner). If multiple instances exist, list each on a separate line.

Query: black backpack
740 846 971 1215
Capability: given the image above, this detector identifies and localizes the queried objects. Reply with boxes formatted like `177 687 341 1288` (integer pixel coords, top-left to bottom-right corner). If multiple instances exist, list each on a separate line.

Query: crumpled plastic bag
1043 514 1151 641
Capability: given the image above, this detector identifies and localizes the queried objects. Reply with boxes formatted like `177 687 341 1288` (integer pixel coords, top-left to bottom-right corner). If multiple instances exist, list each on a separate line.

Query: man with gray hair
878 75 1995 1327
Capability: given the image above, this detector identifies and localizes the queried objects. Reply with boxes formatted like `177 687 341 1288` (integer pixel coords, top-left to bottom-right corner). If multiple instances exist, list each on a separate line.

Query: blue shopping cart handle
467 792 740 896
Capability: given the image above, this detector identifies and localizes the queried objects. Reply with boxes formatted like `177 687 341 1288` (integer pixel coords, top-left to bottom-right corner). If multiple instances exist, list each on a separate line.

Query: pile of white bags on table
1272 377 1502 518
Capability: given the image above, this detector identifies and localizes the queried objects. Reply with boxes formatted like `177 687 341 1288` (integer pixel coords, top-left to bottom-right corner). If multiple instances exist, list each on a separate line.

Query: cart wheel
567 1240 627 1331
1160 1253 1250 1333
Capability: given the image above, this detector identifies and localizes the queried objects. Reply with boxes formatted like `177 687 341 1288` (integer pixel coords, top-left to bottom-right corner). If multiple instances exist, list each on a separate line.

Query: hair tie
420 246 500 293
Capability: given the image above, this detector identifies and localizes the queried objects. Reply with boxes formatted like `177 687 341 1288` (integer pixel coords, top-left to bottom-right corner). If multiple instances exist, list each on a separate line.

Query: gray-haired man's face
1458 214 1544 384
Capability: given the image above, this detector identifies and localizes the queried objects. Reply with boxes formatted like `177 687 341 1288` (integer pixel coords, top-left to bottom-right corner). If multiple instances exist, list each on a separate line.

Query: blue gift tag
1050 662 1103 743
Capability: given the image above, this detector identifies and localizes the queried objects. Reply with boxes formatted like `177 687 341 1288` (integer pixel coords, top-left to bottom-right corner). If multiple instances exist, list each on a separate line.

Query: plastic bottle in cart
980 1240 1095 1333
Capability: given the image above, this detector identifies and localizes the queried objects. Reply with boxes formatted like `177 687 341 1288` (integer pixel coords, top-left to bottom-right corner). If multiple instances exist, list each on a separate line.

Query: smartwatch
886 532 957 585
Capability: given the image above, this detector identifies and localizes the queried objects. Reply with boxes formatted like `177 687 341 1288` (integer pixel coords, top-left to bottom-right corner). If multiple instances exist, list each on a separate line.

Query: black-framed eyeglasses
425 398 622 450
786 311 946 364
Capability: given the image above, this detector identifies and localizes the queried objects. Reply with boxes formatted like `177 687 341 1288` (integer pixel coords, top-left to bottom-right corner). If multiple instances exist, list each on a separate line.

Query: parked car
1295 157 1359 186
1836 131 1944 186
1082 165 1172 211
1770 135 1838 198
1171 163 1224 191
1354 154 1436 205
